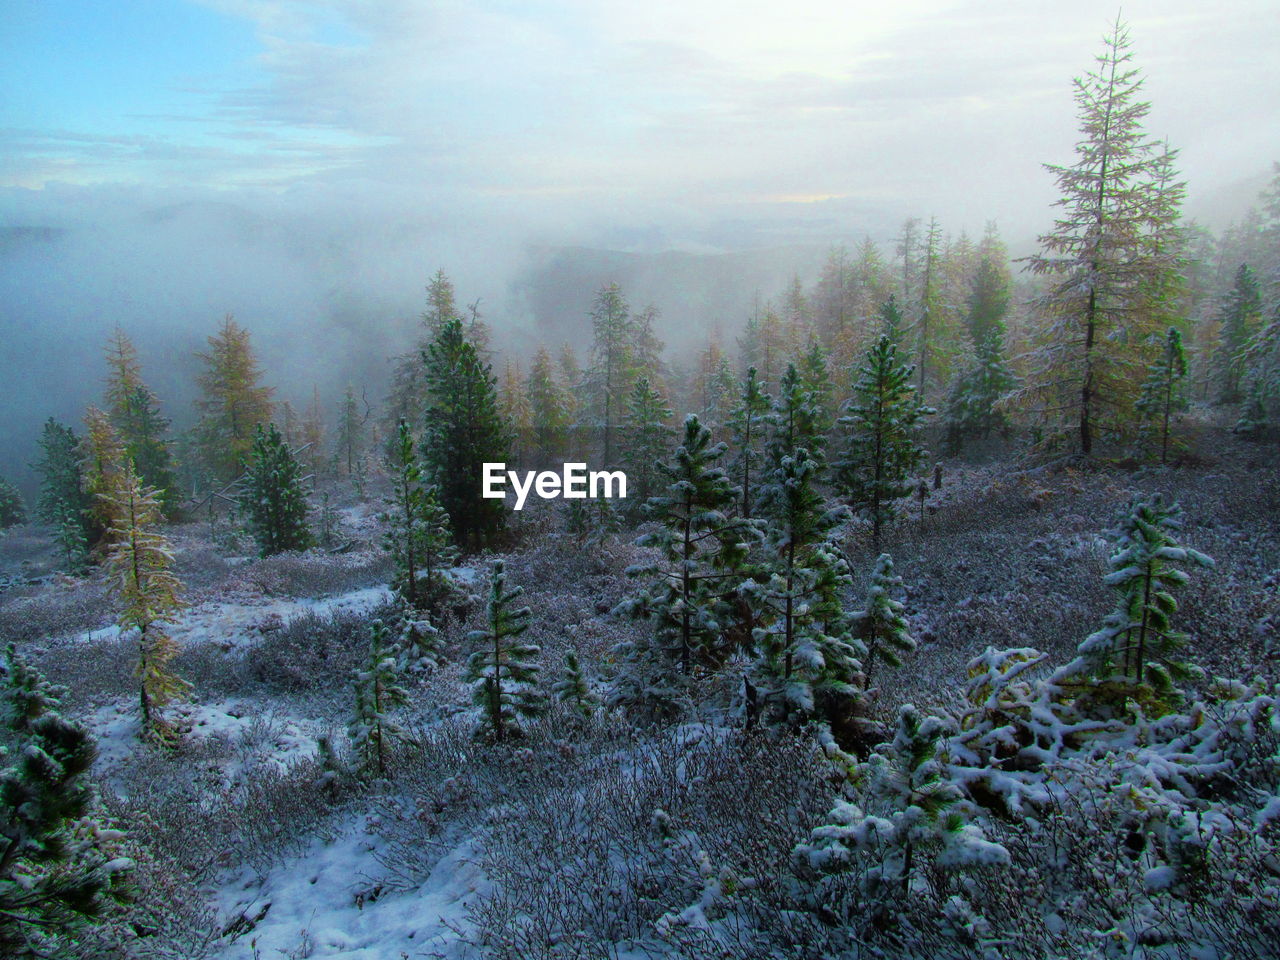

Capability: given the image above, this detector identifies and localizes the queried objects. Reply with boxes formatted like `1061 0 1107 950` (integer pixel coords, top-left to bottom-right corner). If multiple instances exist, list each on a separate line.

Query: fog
2 0 1277 493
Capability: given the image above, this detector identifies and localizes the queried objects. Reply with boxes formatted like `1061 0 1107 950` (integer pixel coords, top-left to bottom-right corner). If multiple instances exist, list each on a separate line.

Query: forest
1 15 1279 960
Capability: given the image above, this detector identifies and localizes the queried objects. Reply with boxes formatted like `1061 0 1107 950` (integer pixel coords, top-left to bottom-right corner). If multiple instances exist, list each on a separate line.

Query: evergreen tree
726 367 771 519
853 553 916 688
562 496 622 548
465 560 542 742
244 423 313 556
798 340 837 439
194 315 274 481
616 416 754 688
100 461 190 743
421 317 510 551
33 419 93 570
879 295 907 349
835 335 933 548
300 386 327 481
585 283 635 466
1019 19 1187 454
104 328 177 514
1215 263 1263 403
1237 300 1280 433
498 360 533 467
526 346 572 465
1136 327 1189 463
397 612 445 676
942 256 1017 452
0 646 132 955
349 619 409 777
333 384 368 483
382 418 457 611
747 449 864 726
765 363 829 483
552 649 598 718
0 477 24 530
912 215 950 400
796 704 1007 894
621 376 674 516
1052 494 1213 712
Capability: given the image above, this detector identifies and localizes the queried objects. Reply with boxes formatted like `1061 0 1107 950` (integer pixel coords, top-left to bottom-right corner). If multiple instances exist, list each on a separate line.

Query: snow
213 813 484 960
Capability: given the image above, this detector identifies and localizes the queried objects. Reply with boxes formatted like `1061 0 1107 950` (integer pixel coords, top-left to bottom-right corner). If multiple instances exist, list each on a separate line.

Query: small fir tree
0 647 133 955
853 553 916 689
726 367 771 519
349 619 409 777
747 449 864 726
1135 327 1189 463
621 376 674 516
245 422 313 556
835 335 933 548
0 477 24 529
32 419 92 570
552 649 598 718
465 560 543 742
1052 494 1213 714
421 317 510 550
382 418 458 611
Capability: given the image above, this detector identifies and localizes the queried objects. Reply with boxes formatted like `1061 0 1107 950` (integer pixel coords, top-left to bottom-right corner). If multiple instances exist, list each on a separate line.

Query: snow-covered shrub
246 605 393 695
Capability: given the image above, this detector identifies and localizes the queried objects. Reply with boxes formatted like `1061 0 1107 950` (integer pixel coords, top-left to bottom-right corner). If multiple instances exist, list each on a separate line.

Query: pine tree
796 704 1007 894
726 367 771 519
465 560 542 742
1136 327 1189 463
244 423 313 556
835 335 933 548
349 619 409 777
942 256 1017 453
617 416 753 684
585 284 635 466
397 612 445 676
194 315 275 481
1019 19 1187 454
765 363 829 483
103 328 177 514
526 346 572 465
912 215 950 400
1237 300 1280 434
621 376 674 517
421 317 510 551
382 418 457 612
552 649 598 718
100 461 191 743
746 449 864 726
853 554 916 688
1052 494 1213 712
32 419 92 571
0 646 132 955
798 340 837 440
0 477 24 530
1215 263 1263 404
333 384 367 483
879 295 907 349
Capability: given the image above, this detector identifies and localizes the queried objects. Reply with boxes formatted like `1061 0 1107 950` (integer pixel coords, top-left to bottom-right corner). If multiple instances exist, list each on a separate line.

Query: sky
1 0 1278 485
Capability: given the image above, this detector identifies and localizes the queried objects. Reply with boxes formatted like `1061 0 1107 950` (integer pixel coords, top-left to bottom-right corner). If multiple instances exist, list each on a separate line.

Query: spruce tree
1215 264 1262 404
835 335 933 548
526 346 571 465
104 328 177 514
333 384 367 485
465 560 542 742
0 477 24 530
616 416 753 684
1136 327 1189 463
747 449 864 726
421 317 510 551
0 647 132 955
245 422 313 556
585 283 635 466
765 363 829 482
853 553 916 688
349 619 409 777
100 461 191 743
726 367 771 519
879 295 907 349
194 315 275 481
382 418 457 612
798 340 837 439
621 376 674 517
552 649 598 718
1019 19 1187 454
1052 494 1212 712
942 255 1017 453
